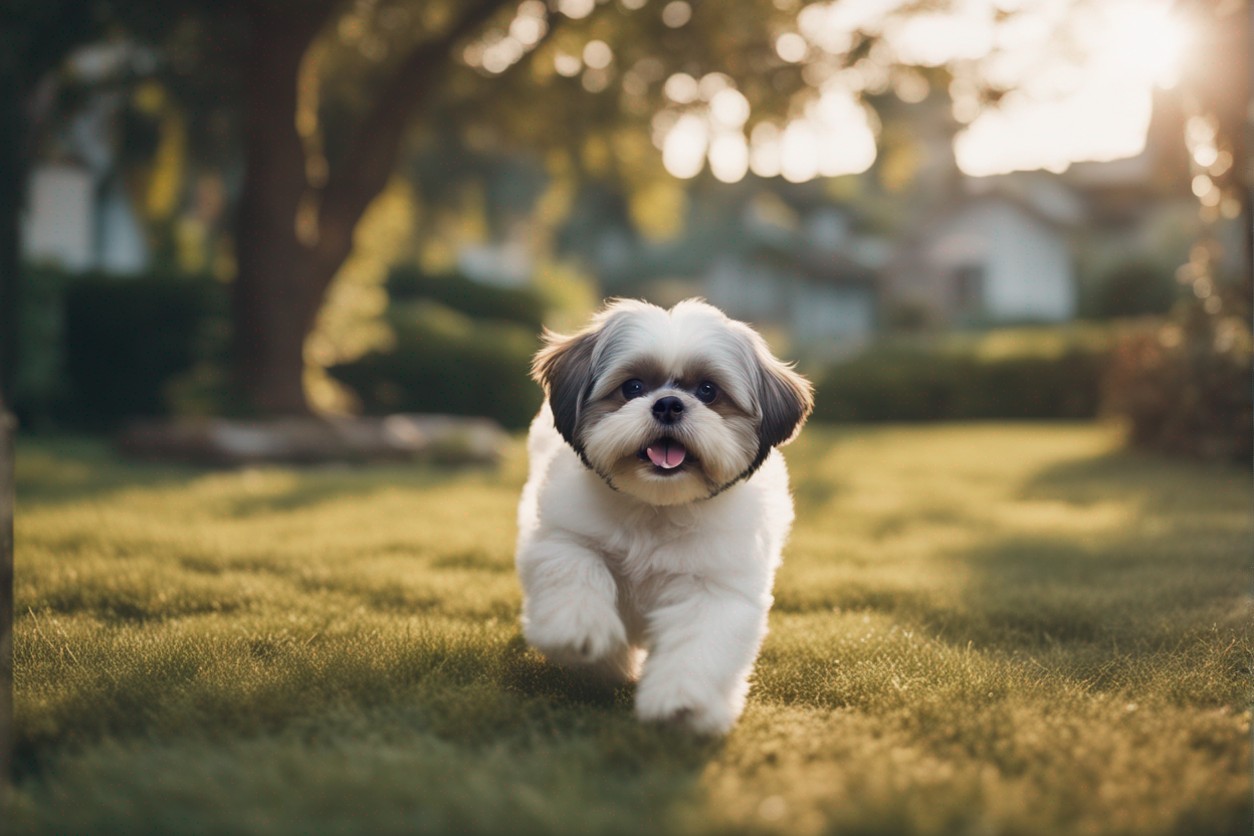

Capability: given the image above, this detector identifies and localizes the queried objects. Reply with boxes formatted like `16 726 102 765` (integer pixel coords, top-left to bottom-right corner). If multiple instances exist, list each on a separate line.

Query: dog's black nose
652 396 685 424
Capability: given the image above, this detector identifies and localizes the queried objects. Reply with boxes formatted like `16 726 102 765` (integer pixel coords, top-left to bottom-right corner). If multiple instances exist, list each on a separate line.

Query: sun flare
658 0 1198 183
956 0 1196 177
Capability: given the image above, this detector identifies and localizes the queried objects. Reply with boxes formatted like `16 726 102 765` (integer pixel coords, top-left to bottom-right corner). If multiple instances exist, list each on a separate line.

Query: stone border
116 414 508 467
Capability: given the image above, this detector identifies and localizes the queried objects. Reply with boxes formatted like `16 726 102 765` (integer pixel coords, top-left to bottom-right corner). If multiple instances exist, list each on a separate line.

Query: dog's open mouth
637 438 691 474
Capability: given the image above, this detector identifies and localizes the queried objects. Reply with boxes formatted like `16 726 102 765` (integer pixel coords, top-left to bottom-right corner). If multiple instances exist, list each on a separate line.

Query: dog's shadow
497 634 725 765
499 634 634 709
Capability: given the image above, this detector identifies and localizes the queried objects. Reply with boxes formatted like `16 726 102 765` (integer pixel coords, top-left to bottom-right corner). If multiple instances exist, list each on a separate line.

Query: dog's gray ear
531 328 599 450
758 359 814 449
725 334 814 488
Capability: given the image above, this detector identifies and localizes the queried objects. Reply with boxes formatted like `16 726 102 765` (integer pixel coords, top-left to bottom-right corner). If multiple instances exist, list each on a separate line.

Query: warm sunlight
660 79 877 182
955 0 1194 176
659 0 1197 183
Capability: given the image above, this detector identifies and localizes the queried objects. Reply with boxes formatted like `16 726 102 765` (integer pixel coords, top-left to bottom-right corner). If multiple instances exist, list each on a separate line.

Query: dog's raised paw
522 600 628 668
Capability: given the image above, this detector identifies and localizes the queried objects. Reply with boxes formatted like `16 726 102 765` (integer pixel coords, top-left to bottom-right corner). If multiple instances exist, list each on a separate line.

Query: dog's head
531 298 813 505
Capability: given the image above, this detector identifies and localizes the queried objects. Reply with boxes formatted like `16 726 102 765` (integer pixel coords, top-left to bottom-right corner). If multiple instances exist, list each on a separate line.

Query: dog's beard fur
580 392 759 506
532 298 813 507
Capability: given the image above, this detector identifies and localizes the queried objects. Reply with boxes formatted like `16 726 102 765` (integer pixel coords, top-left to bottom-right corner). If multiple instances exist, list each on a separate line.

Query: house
883 176 1083 326
706 242 876 345
700 203 880 352
24 159 149 274
21 43 152 275
564 185 885 355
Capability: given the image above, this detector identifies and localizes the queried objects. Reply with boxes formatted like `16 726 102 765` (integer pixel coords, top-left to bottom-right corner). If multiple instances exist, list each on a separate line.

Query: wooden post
0 401 12 792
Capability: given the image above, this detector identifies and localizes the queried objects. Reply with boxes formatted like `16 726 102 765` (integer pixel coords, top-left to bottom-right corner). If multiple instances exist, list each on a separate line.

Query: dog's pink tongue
646 440 686 469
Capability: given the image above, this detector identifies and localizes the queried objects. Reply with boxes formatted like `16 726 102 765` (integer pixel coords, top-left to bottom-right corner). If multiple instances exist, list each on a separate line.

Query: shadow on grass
1020 448 1252 515
17 436 501 513
16 624 722 825
17 437 202 505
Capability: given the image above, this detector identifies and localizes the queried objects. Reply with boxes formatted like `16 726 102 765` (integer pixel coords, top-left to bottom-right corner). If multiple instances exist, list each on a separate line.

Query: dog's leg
635 574 769 735
517 536 629 670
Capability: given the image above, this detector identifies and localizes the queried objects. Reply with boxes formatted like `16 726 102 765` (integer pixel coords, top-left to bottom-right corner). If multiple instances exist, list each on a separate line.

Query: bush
386 266 545 330
328 302 541 430
1084 259 1179 319
813 326 1115 422
11 264 76 425
62 273 224 427
1102 312 1252 462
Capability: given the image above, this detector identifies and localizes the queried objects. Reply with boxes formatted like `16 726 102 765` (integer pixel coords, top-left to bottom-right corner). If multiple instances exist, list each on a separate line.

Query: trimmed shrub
386 266 545 330
12 264 75 425
328 302 541 430
813 327 1114 422
1084 258 1179 319
62 274 224 427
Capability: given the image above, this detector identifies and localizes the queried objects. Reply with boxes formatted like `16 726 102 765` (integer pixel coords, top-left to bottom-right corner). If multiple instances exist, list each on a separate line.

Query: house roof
746 237 877 287
960 174 1087 228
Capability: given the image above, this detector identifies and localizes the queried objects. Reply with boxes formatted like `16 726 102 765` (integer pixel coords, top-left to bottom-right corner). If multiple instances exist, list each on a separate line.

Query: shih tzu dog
515 298 813 734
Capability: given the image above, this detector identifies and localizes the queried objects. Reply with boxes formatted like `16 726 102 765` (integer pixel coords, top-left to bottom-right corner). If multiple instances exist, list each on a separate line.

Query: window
953 263 986 317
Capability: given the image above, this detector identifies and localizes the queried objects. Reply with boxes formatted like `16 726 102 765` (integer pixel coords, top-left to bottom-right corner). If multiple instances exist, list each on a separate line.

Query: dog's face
532 299 813 506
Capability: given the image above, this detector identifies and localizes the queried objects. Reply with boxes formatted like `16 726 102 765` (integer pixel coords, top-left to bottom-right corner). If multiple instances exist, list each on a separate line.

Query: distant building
23 164 95 271
705 241 877 348
23 160 149 274
884 176 1083 326
20 43 152 275
699 202 880 352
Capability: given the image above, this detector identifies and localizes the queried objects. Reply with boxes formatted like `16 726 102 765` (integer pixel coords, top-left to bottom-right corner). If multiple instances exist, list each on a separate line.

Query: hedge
328 301 542 430
17 265 547 430
813 327 1116 422
386 266 545 330
17 270 222 428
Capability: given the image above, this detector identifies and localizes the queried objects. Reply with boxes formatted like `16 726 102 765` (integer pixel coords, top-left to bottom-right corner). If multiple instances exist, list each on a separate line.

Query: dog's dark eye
695 381 719 404
621 379 646 399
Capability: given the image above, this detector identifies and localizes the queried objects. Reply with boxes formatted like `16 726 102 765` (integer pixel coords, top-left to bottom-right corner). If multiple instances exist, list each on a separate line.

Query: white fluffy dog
515 298 813 734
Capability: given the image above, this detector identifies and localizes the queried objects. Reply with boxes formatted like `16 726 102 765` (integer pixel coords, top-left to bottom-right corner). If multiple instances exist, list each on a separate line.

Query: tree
226 0 835 414
230 0 504 413
15 0 1240 419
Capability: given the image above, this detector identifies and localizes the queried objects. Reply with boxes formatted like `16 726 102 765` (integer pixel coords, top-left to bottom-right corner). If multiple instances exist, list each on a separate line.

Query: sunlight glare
954 0 1193 177
710 88 751 128
557 0 595 19
662 113 709 179
749 122 783 177
1103 1 1189 89
709 131 750 183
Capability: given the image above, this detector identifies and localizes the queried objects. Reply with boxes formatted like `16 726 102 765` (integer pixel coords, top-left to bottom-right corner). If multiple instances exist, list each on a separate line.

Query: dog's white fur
515 299 812 734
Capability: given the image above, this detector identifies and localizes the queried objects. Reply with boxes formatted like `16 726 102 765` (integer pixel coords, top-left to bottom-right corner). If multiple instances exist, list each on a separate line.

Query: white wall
705 255 874 343
789 284 874 342
23 164 151 275
929 198 1075 322
23 165 95 271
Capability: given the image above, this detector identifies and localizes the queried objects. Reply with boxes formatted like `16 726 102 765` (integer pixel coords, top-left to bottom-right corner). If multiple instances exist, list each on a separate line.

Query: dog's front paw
523 598 628 668
634 675 738 736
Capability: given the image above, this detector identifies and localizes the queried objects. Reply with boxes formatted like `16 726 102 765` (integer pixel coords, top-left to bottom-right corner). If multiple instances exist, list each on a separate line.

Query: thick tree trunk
230 0 513 415
231 5 335 416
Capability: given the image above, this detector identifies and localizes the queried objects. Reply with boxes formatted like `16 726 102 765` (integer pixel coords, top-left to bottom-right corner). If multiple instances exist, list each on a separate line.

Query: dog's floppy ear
722 330 814 489
757 358 813 449
531 328 599 451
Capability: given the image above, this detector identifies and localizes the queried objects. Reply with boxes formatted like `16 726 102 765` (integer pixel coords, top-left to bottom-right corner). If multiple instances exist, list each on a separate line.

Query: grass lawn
9 422 1252 835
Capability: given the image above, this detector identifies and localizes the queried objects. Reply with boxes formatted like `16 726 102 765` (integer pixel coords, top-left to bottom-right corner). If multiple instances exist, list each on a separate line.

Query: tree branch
314 0 515 262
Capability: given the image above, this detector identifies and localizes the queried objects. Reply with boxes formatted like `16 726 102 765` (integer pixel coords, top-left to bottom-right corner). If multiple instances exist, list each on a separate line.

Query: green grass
9 423 1252 835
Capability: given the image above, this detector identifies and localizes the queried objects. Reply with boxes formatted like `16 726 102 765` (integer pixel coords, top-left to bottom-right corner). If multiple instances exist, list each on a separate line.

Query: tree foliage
10 0 1249 422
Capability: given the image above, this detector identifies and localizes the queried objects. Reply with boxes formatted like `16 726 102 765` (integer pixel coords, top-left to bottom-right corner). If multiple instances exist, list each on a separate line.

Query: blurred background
2 0 1249 460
